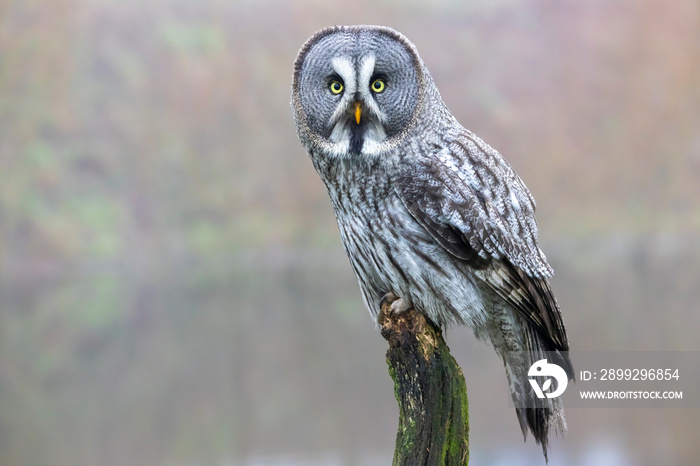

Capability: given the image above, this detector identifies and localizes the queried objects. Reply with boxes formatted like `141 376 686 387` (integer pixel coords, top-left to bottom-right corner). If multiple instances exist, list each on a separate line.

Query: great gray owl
291 25 573 460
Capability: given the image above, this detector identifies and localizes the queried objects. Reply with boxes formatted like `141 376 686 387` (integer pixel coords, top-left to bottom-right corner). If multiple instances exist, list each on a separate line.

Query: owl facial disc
292 25 422 160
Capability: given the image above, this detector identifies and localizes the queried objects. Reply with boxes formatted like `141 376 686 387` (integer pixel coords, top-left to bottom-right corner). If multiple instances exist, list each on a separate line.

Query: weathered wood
379 302 469 465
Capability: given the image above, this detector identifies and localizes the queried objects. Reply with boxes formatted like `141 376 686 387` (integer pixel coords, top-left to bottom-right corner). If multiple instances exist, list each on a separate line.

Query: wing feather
396 129 570 356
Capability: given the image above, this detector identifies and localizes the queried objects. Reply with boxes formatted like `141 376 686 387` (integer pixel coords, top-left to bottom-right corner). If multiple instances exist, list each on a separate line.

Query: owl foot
380 292 412 315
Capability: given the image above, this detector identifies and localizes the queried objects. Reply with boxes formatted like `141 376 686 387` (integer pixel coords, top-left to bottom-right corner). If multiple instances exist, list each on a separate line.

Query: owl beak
354 102 362 125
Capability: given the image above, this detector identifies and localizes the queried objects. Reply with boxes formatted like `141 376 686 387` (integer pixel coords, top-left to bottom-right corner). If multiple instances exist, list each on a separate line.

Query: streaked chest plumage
313 152 488 328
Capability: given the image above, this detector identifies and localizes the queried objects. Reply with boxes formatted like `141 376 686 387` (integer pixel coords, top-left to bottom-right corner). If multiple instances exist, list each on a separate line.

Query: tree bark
379 301 469 466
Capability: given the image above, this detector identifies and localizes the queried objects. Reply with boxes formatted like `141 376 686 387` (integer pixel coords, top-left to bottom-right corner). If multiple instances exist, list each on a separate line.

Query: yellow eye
329 80 344 94
371 79 385 93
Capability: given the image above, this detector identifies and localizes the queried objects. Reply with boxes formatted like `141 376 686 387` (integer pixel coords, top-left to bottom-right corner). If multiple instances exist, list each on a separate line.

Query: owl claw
380 292 411 315
390 297 412 315
379 292 399 310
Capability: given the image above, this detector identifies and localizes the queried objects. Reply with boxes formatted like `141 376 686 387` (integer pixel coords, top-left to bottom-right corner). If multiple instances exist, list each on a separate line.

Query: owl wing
395 129 570 352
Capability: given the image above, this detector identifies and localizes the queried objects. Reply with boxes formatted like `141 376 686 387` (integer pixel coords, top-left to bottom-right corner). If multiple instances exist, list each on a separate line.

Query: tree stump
379 301 469 466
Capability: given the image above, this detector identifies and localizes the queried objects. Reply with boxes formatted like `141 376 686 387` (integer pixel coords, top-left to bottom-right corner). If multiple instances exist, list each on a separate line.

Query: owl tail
501 336 574 463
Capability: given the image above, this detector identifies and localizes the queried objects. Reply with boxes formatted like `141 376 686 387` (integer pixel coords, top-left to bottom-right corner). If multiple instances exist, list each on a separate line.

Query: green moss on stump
379 303 469 466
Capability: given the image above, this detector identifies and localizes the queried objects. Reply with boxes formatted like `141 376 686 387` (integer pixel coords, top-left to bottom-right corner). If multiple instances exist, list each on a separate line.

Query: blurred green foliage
1 0 698 273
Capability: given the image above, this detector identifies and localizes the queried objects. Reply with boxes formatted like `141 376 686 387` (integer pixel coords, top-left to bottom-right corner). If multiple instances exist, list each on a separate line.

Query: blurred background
1 0 699 464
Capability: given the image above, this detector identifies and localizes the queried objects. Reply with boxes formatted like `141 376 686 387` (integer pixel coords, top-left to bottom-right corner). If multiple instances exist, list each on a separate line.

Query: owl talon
390 297 412 315
380 292 411 315
379 292 399 310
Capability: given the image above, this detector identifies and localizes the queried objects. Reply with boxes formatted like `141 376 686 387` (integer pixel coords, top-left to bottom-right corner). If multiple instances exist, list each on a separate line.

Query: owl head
292 25 434 159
